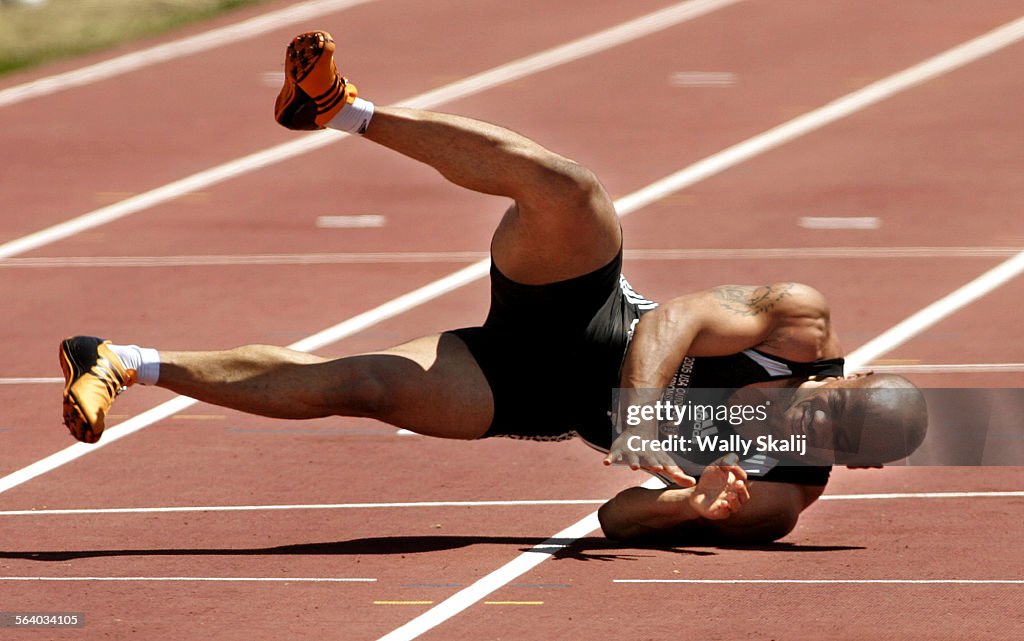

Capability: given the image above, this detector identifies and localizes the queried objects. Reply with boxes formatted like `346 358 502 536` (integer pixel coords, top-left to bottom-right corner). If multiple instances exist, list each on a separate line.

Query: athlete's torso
586 280 842 483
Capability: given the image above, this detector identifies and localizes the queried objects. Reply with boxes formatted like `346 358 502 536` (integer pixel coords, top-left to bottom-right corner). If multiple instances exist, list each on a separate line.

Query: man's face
745 376 870 464
785 379 844 456
733 373 922 466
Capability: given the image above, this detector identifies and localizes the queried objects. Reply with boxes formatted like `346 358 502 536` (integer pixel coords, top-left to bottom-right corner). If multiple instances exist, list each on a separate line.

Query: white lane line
0 260 494 495
0 0 378 109
0 377 64 385
611 15 1024 215
0 576 376 583
0 0 740 260
0 499 609 516
868 363 1024 374
375 508 606 641
668 71 738 87
315 214 387 228
2 246 1020 268
0 251 489 267
819 491 1024 501
0 134 339 259
799 216 880 229
1 491 1020 517
613 579 1024 585
628 247 1021 259
845 250 1024 371
2 13 1022 639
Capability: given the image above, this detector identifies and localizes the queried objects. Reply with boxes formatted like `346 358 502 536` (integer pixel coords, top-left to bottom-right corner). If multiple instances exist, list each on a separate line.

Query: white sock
109 344 160 385
327 97 374 134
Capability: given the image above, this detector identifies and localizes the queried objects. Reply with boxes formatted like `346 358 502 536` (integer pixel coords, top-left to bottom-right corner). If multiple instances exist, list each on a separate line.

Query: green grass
0 0 271 76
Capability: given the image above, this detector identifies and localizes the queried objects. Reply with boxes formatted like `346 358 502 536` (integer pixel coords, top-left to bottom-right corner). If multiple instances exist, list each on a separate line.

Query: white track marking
0 576 375 583
0 0 740 260
799 216 880 229
669 71 737 87
868 363 1024 374
819 491 1024 501
0 251 490 267
394 0 740 110
1 490 1020 517
845 250 1024 370
0 377 63 384
626 246 1021 259
2 246 1020 268
0 396 200 495
315 214 387 228
2 13 1022 640
375 510 604 641
0 499 608 516
0 259 493 494
611 16 1024 215
614 579 1024 584
0 133 339 259
0 0 378 109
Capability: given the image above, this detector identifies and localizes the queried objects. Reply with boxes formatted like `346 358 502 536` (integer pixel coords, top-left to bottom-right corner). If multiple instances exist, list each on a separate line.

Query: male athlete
59 32 927 545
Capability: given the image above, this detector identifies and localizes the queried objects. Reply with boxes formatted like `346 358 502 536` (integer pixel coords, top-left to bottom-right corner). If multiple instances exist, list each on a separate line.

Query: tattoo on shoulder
713 284 794 317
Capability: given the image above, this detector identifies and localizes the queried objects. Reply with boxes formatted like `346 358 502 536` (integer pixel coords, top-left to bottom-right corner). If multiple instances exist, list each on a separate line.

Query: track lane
0 0 677 244
2 1 1024 638
424 465 1024 641
8 0 1024 464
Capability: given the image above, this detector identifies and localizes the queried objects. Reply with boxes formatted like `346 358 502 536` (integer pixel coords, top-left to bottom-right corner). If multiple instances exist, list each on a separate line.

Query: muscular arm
621 282 833 390
604 282 833 480
603 282 835 529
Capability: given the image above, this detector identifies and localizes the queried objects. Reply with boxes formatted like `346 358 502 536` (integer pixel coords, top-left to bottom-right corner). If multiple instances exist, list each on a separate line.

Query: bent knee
525 157 608 212
555 161 606 209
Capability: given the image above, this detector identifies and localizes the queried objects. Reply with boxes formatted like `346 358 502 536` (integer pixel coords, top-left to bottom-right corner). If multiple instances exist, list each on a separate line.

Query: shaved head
834 374 928 465
766 373 929 466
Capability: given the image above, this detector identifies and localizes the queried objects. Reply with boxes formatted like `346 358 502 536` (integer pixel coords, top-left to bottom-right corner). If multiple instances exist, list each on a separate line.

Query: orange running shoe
60 336 136 443
274 31 359 131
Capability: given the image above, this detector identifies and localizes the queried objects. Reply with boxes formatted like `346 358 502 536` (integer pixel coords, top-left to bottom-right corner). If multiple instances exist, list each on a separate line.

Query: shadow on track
0 536 863 562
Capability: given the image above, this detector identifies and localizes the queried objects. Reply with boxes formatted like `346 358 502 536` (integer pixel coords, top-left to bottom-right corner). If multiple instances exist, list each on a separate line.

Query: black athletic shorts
447 249 635 446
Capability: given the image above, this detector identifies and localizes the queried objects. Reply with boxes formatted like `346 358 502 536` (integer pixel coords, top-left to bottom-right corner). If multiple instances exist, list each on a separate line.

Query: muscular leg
363 107 622 284
146 109 620 436
155 333 493 439
275 32 619 280
68 100 621 442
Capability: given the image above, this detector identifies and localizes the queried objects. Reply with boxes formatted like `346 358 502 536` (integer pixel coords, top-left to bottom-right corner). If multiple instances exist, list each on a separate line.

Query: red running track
1 0 1023 639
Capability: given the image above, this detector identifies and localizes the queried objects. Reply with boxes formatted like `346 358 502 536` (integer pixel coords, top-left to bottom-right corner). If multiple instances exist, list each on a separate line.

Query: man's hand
689 454 750 520
603 425 696 487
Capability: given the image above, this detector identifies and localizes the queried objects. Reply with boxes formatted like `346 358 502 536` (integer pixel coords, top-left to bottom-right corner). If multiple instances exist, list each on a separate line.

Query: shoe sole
276 31 353 130
288 31 330 85
275 33 330 130
59 340 102 444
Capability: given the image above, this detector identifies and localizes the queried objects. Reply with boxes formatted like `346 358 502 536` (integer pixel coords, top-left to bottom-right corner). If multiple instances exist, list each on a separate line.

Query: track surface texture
1 1 1022 639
